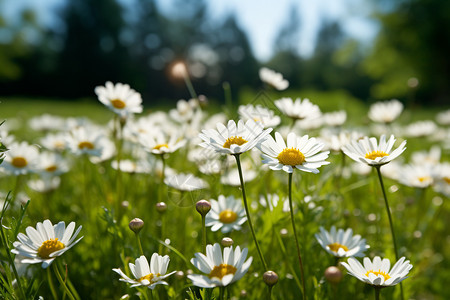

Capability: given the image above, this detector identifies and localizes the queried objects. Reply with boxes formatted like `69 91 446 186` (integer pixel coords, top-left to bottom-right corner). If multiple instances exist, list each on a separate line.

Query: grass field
0 88 449 300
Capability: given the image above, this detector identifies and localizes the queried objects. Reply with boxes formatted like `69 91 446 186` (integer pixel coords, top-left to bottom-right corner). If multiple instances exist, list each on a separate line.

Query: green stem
375 167 399 259
158 213 164 255
183 72 198 100
136 233 144 256
268 286 273 300
202 215 207 254
115 116 125 216
53 263 75 300
334 256 340 267
47 267 58 300
148 288 153 300
234 154 268 271
56 262 81 300
219 286 224 300
11 174 23 202
0 221 26 300
375 287 381 300
288 172 306 299
375 166 404 300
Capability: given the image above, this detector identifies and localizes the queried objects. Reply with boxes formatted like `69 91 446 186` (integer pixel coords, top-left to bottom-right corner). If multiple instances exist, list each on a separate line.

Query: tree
363 0 450 104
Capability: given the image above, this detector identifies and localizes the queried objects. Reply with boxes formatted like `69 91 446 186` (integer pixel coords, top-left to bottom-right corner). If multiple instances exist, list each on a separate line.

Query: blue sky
1 0 378 61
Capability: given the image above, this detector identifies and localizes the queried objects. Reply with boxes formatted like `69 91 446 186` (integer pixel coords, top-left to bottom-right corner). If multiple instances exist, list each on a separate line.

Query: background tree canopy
0 0 448 106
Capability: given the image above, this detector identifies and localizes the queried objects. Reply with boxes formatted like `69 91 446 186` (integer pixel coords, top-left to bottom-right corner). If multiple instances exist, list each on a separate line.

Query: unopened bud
280 228 288 238
196 200 211 216
129 218 144 234
156 202 167 214
240 290 248 297
221 237 234 247
324 266 343 284
263 271 279 287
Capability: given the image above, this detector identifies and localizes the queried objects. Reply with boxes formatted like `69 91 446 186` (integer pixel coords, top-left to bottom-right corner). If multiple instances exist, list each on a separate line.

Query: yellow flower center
223 136 248 149
219 209 238 224
327 243 349 253
111 99 126 109
78 141 94 150
418 176 431 183
138 273 160 284
444 177 450 184
46 165 58 172
153 144 169 150
11 157 28 168
37 238 65 259
54 141 65 150
365 151 389 160
277 148 305 166
209 264 237 279
365 270 391 281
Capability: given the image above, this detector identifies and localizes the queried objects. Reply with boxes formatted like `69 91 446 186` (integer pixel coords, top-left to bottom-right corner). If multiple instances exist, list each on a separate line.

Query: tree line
0 0 448 105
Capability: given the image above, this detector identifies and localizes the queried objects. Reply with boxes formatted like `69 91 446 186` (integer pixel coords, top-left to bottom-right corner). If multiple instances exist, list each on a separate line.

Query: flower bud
196 200 211 216
263 270 279 287
156 202 167 214
221 237 234 247
324 266 343 284
128 218 144 234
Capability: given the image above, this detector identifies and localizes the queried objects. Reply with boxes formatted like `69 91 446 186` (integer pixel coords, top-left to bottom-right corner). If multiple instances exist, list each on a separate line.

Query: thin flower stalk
288 173 306 299
375 166 404 300
234 154 268 271
52 263 76 300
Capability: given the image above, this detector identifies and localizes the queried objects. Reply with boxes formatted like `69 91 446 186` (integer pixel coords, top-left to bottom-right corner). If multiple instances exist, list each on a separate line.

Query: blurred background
0 0 449 106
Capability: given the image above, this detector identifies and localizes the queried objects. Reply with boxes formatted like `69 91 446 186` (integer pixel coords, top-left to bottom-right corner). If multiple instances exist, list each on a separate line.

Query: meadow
0 79 449 300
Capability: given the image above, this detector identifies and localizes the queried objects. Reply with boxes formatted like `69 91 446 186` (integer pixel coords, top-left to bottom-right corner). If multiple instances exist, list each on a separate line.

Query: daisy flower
259 132 330 173
11 220 83 268
368 99 403 124
169 98 199 123
111 159 151 174
259 67 289 90
398 164 434 188
29 114 65 132
95 81 143 118
341 256 412 287
36 152 69 177
342 134 406 167
434 162 450 197
138 130 186 155
40 132 68 152
188 243 253 288
403 120 437 138
238 104 281 128
66 126 108 157
259 194 290 213
113 254 176 289
274 98 321 121
2 141 39 175
315 226 369 258
198 119 272 155
320 130 365 152
205 195 247 233
28 177 61 193
220 167 257 186
323 110 347 127
436 109 450 126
